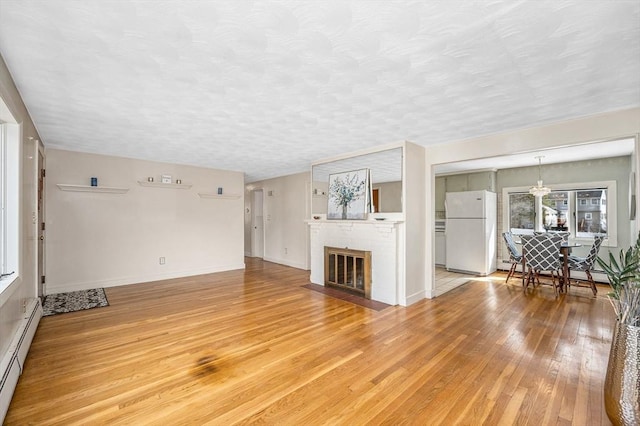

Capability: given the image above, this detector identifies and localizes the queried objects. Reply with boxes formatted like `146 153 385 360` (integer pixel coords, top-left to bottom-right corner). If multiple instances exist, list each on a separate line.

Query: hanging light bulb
529 156 551 197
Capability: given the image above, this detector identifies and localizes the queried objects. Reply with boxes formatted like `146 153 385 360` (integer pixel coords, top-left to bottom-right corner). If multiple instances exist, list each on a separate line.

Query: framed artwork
327 168 369 220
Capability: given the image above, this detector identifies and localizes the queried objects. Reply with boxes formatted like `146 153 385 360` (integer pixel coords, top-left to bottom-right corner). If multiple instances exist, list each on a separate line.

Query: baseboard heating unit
0 298 42 422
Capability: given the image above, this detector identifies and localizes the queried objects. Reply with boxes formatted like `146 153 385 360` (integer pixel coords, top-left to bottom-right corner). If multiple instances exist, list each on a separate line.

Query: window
503 181 617 245
542 191 570 231
0 122 19 293
0 125 4 273
577 190 607 238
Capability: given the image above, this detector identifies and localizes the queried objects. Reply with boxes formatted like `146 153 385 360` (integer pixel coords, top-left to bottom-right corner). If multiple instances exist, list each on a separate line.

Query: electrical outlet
159 257 166 265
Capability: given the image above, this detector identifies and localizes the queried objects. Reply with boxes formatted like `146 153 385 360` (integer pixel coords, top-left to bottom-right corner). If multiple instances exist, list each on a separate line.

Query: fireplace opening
324 246 371 299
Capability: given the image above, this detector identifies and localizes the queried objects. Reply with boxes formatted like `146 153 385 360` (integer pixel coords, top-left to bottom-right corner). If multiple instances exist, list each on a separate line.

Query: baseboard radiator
0 298 42 422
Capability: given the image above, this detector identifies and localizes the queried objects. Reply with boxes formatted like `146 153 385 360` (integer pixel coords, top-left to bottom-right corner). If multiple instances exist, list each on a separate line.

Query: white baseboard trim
1 298 42 422
402 290 426 306
262 256 307 270
46 263 247 294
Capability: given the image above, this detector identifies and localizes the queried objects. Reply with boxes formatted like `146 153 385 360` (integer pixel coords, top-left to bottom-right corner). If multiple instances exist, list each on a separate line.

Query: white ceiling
0 1 638 182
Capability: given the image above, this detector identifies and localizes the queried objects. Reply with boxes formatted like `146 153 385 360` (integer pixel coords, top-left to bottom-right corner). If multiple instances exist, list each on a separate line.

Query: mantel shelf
306 218 404 225
57 184 129 194
137 181 192 189
198 193 241 200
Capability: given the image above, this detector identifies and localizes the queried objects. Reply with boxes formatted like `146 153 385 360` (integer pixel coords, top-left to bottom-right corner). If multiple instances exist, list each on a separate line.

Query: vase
341 204 347 220
604 322 640 425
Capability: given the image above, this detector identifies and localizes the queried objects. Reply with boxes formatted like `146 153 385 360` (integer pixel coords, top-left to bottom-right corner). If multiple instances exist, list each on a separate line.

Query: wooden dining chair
521 234 564 296
502 231 522 283
567 235 605 295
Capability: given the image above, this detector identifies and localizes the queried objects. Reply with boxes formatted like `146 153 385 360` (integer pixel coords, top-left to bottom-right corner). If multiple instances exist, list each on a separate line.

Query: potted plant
597 233 640 425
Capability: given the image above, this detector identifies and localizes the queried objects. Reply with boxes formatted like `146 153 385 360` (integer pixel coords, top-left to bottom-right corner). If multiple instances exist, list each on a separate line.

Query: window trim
0 122 20 295
502 180 617 247
1 123 6 274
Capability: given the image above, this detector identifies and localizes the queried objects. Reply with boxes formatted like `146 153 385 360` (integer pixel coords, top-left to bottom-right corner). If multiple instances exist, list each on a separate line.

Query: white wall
45 149 245 293
426 107 640 297
246 171 310 270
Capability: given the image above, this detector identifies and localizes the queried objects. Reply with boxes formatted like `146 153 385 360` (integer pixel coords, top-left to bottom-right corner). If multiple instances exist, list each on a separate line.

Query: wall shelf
57 184 129 194
198 193 241 200
137 181 192 190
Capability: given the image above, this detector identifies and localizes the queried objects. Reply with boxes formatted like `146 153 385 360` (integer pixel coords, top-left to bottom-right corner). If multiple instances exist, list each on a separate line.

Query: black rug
43 288 109 316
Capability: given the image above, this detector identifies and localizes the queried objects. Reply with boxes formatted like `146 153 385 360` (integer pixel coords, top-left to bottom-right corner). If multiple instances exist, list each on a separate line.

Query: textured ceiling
0 1 639 182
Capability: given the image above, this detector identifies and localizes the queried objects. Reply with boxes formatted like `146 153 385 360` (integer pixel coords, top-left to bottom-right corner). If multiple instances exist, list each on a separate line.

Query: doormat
43 288 109 316
301 283 391 311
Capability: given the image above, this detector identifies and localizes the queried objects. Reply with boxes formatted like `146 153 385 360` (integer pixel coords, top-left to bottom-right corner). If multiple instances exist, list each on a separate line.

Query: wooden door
372 189 379 213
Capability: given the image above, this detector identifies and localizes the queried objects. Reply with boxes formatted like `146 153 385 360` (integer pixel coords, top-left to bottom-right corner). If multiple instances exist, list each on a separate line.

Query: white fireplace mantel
306 219 405 305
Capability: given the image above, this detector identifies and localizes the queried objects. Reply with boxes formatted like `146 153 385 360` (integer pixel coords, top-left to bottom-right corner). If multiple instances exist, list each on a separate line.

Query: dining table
559 242 581 292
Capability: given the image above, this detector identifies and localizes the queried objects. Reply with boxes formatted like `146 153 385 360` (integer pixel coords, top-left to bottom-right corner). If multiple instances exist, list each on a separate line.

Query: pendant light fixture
529 156 551 197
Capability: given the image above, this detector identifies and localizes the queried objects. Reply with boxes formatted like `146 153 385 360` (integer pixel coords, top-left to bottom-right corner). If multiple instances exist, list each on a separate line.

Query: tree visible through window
509 193 534 232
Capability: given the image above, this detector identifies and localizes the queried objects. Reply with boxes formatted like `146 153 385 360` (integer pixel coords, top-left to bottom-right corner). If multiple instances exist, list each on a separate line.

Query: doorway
251 189 264 258
372 188 379 213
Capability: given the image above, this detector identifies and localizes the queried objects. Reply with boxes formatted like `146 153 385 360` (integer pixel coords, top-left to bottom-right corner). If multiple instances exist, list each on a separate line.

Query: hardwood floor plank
5 259 615 425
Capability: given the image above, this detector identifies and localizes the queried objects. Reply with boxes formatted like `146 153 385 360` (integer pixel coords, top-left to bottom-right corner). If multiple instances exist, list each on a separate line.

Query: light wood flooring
6 258 614 425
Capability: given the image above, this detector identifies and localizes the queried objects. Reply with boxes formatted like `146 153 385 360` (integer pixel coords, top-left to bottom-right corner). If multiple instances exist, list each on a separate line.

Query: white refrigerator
445 190 497 275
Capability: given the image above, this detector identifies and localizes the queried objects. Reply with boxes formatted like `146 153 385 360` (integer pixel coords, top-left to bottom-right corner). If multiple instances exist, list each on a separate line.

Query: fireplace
324 246 371 299
307 219 403 305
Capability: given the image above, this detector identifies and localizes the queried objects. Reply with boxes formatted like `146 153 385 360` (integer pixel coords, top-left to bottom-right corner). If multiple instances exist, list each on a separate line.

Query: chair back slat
522 234 563 271
584 235 605 267
502 231 521 261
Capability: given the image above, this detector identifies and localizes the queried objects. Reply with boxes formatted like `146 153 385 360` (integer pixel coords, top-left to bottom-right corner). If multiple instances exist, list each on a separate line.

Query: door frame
251 189 264 258
37 143 45 298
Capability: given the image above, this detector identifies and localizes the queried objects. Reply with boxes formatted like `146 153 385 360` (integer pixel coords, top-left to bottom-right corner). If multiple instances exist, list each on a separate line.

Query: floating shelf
137 181 192 189
57 184 129 194
198 193 241 200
